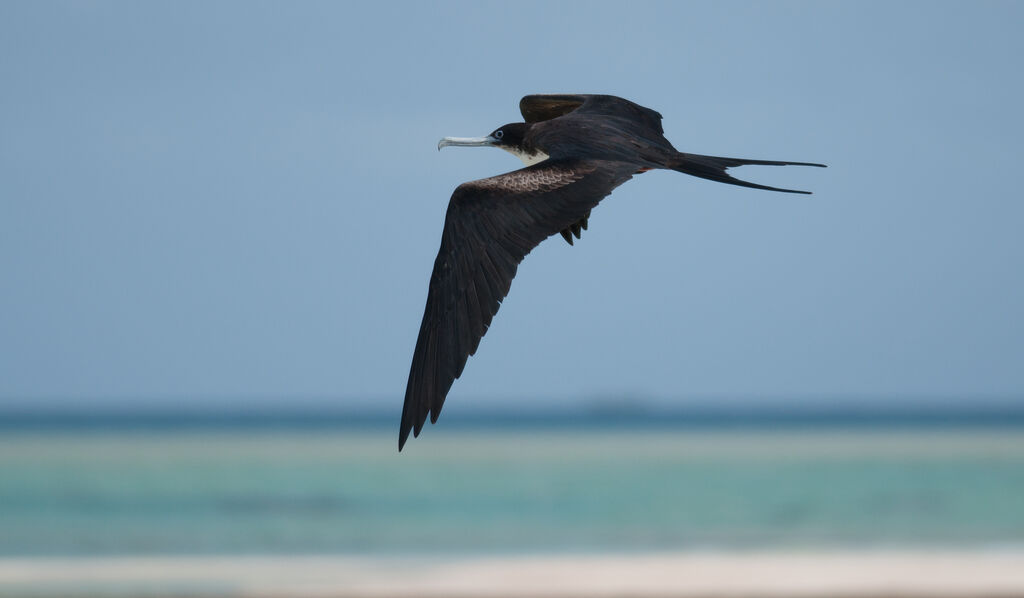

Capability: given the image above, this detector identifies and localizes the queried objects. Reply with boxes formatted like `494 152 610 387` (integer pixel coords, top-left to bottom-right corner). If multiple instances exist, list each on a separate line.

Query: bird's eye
494 130 504 139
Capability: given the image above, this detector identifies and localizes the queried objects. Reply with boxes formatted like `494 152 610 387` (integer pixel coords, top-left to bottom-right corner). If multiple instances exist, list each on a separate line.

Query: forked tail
668 152 826 194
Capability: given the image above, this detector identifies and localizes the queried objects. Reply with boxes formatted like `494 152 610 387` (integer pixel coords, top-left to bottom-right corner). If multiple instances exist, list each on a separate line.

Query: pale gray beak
437 135 497 151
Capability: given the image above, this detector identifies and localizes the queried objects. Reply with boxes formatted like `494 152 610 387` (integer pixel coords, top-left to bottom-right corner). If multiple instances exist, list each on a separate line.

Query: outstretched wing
400 159 636 450
520 94 665 135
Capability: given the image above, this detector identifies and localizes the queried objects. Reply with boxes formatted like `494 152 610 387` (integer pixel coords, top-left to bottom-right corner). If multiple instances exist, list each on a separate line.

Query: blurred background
1 0 1023 594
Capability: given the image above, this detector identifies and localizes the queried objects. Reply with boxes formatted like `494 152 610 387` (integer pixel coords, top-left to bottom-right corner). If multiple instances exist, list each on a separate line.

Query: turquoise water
2 426 1023 555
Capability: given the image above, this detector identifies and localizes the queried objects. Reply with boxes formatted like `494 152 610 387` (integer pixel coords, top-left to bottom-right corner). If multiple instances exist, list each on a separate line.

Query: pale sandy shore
2 551 1024 598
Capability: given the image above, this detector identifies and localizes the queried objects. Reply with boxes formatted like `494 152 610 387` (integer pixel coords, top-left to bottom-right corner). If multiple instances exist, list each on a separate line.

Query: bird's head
437 122 531 151
438 123 545 165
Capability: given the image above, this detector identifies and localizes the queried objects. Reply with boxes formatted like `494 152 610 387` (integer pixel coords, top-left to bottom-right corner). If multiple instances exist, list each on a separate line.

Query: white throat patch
501 146 550 166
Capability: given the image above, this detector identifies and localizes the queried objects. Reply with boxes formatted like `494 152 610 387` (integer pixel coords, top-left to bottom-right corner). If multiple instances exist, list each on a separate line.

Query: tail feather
669 152 826 195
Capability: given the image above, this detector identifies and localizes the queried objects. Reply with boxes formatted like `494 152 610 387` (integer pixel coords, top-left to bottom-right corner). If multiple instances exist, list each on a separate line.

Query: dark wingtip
398 424 410 452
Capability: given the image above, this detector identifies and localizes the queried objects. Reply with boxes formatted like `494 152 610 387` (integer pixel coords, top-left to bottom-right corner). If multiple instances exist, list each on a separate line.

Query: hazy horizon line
3 399 1024 430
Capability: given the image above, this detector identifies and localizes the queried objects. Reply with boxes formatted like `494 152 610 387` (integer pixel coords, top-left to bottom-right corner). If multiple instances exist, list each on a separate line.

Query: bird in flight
400 94 824 450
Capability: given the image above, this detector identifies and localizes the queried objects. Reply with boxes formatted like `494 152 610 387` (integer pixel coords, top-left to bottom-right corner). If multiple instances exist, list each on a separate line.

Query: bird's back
525 96 677 167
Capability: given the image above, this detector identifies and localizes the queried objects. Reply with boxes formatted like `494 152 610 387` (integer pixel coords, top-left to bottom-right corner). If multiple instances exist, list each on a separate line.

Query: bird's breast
501 146 550 166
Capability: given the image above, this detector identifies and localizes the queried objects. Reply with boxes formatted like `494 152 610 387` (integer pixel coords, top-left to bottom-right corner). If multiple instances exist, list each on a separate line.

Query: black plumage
400 94 824 450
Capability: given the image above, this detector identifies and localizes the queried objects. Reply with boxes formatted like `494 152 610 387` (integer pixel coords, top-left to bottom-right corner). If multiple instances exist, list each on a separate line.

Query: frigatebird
400 94 824 450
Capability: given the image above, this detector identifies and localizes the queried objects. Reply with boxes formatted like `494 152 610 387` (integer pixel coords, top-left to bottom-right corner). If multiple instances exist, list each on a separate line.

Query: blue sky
1 1 1022 410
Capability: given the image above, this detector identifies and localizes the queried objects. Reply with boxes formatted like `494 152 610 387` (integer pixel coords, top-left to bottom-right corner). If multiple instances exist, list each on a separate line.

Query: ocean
2 411 1023 557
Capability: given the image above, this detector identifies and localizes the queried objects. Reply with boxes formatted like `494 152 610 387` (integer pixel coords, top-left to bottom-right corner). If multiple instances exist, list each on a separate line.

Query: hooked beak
437 135 498 151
